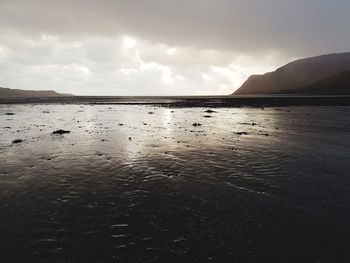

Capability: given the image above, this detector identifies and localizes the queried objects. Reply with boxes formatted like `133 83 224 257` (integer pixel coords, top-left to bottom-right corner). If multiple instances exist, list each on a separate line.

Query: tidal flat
1 104 350 262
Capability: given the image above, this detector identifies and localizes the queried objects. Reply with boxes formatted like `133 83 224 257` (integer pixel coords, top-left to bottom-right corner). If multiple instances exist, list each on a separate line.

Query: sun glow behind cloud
0 32 284 95
0 0 349 95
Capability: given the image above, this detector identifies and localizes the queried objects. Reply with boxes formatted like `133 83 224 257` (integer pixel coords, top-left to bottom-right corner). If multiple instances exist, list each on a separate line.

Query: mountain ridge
233 53 350 95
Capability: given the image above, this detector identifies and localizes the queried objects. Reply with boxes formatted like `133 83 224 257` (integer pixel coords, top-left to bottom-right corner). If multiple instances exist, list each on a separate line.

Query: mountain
283 70 350 95
0 87 72 97
233 53 350 95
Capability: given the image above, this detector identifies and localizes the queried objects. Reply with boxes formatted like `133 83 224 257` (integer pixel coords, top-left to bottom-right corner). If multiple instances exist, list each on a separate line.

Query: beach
1 103 350 262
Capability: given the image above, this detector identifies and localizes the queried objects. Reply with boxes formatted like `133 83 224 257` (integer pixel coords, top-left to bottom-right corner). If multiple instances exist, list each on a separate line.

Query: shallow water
1 105 350 262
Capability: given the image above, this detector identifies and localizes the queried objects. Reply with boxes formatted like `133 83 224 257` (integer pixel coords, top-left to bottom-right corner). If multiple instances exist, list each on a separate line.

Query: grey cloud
1 0 349 55
0 0 348 95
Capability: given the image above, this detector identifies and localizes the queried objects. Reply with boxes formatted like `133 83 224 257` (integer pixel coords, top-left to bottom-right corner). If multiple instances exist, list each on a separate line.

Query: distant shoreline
1 95 350 107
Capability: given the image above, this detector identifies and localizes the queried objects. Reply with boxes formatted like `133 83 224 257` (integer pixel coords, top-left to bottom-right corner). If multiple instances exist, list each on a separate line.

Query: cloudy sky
0 0 349 95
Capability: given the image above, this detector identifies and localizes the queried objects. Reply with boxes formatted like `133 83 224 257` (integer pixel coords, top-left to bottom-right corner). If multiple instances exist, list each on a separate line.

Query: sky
0 0 349 95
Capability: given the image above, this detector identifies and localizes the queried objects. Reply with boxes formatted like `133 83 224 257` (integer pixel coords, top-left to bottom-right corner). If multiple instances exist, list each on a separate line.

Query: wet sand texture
1 104 350 262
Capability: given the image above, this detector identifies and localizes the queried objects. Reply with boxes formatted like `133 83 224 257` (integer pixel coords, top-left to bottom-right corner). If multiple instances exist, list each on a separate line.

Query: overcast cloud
0 0 349 95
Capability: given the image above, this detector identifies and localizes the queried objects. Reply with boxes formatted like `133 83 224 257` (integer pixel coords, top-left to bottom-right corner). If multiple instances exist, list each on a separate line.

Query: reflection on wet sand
1 105 350 262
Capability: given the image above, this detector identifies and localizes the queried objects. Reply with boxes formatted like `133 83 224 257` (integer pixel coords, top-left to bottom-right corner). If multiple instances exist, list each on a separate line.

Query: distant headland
0 87 72 97
233 53 350 95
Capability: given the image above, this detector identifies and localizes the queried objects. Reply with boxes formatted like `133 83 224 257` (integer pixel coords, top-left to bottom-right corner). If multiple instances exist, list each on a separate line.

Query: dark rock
192 123 202 127
166 172 178 177
12 139 23 144
235 132 248 136
204 109 216 113
5 113 15 115
52 129 71 135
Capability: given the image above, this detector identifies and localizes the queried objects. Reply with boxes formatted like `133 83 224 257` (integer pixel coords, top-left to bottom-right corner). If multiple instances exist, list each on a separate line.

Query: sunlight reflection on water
0 104 350 262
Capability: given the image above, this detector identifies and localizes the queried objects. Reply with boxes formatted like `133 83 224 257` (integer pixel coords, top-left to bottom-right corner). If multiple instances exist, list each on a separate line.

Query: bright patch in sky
1 0 347 95
0 33 283 95
122 36 137 50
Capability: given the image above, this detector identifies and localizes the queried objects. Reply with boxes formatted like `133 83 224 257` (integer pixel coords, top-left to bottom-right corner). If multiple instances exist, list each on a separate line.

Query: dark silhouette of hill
0 87 72 97
234 53 350 95
284 70 350 95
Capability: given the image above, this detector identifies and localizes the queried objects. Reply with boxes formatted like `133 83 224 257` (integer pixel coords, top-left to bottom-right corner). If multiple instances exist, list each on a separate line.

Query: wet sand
1 104 350 262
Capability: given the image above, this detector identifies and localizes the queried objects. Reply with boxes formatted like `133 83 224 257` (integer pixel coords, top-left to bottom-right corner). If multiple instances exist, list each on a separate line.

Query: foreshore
1 95 350 107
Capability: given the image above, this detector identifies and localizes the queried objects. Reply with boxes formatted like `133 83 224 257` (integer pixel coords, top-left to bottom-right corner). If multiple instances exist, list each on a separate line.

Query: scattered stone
192 123 202 127
148 111 154 114
235 132 248 136
52 129 71 135
203 115 212 118
204 109 216 113
119 123 124 126
129 137 132 140
166 172 177 177
12 139 23 144
5 113 15 115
